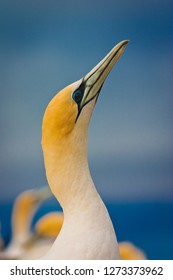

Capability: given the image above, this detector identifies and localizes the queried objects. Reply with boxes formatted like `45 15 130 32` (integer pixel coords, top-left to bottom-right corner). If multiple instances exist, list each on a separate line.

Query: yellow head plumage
42 81 81 149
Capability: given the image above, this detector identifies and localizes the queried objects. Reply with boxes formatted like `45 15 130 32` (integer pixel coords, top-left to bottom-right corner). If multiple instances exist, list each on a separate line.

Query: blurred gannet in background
17 212 63 259
20 213 63 260
0 187 51 259
42 40 128 259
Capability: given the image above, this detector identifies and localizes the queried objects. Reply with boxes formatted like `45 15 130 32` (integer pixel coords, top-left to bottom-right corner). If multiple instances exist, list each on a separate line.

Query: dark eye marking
72 89 83 104
72 81 86 122
72 81 85 105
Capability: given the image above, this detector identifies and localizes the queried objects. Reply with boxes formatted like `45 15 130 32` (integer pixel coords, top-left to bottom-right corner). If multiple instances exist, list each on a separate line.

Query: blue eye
72 89 83 104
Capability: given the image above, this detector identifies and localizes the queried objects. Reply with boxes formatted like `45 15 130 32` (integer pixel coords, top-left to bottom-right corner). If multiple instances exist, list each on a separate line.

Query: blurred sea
0 200 172 260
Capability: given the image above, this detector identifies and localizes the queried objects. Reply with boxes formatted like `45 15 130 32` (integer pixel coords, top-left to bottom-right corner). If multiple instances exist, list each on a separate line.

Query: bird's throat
42 132 97 214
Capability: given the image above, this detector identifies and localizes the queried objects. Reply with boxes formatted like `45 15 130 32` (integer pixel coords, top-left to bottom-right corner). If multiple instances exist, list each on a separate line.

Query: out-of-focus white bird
41 40 128 259
19 212 64 260
0 187 51 259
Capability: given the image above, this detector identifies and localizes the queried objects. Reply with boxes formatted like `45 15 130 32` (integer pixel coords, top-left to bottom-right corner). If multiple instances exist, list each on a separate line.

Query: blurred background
0 0 172 259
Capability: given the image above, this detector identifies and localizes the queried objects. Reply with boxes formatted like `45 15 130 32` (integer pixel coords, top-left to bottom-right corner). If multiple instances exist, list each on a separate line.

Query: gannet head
13 187 51 218
35 212 63 239
42 40 128 149
12 187 52 240
42 40 128 203
119 242 146 260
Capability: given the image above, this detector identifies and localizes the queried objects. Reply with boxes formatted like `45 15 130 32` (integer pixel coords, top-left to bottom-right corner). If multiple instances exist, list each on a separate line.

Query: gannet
0 187 51 259
42 40 128 260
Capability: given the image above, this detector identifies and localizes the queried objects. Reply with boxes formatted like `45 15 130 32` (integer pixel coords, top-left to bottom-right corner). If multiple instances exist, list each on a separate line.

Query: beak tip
81 39 129 110
123 39 129 43
116 39 129 55
121 39 129 47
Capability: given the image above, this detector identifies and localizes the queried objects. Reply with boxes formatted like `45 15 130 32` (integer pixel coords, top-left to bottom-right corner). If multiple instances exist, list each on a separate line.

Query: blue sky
0 0 172 202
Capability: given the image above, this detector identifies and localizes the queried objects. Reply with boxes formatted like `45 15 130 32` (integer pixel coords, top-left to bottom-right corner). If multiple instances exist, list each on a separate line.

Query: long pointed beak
80 40 128 110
